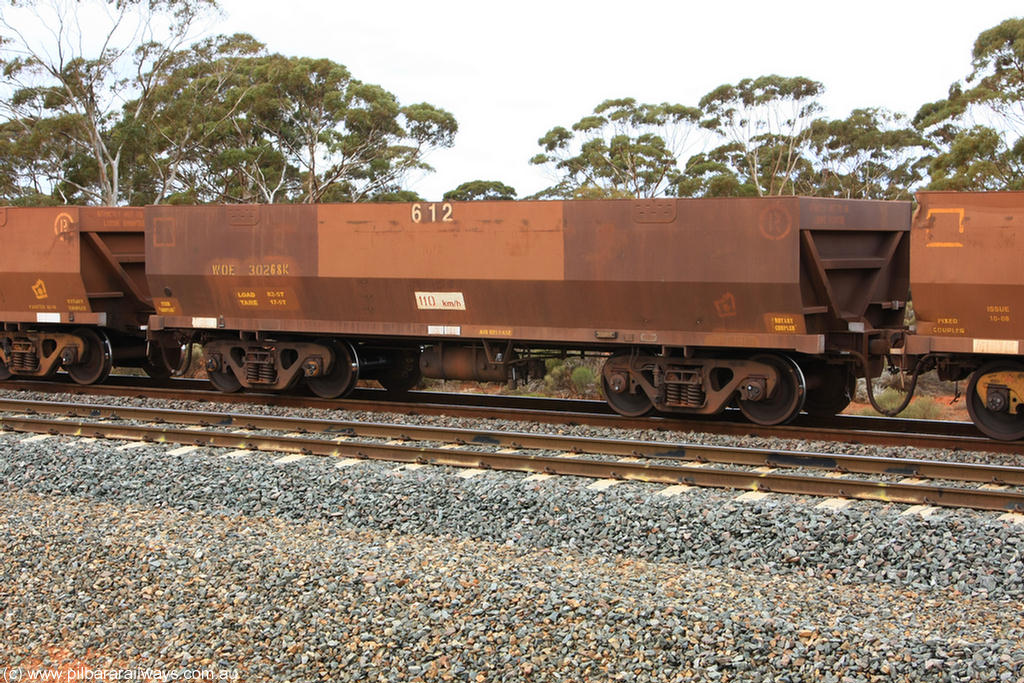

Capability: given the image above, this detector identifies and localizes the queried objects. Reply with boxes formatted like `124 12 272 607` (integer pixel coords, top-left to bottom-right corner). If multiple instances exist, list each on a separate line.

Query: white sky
51 1 1024 200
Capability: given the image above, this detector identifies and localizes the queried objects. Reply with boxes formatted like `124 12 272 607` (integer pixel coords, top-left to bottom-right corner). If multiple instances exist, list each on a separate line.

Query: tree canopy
529 78 930 201
443 180 517 201
913 17 1024 191
0 0 457 205
800 108 930 200
1 8 1021 205
0 0 219 205
696 75 824 197
529 98 702 199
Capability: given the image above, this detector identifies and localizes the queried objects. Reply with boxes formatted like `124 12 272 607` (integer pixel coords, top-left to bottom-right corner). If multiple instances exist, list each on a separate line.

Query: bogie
600 351 807 425
966 360 1024 441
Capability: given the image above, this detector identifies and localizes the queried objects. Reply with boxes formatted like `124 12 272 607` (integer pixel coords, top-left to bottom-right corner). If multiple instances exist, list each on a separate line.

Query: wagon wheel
966 360 1024 441
143 341 183 380
0 353 10 380
307 341 359 399
207 367 243 393
737 354 806 426
601 354 653 417
801 363 856 417
67 328 113 385
378 350 422 395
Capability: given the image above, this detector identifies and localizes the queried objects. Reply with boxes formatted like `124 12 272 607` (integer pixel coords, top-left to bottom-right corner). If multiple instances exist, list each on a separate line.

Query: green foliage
369 189 423 202
967 18 1024 130
530 98 701 199
856 388 943 420
693 75 824 197
0 0 220 205
542 358 602 398
443 180 516 201
543 360 572 394
534 77 931 201
569 366 597 395
924 125 1024 191
125 33 270 204
801 108 931 199
153 53 459 204
680 81 931 200
913 17 1024 192
4 9 1020 205
0 3 457 205
676 147 756 197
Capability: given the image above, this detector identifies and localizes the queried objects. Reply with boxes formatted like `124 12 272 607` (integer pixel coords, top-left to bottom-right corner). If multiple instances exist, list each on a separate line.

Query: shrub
542 357 603 398
855 387 943 419
570 365 597 395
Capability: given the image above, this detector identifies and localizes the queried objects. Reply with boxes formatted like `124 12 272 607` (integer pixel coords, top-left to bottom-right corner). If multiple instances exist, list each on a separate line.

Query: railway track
2 396 1023 513
0 375 1018 454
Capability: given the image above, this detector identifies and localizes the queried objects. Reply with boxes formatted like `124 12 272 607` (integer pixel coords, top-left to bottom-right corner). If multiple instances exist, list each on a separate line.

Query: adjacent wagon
907 191 1024 439
0 206 162 384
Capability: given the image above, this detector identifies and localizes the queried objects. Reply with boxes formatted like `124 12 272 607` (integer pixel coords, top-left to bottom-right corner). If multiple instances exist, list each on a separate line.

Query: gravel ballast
0 392 1022 681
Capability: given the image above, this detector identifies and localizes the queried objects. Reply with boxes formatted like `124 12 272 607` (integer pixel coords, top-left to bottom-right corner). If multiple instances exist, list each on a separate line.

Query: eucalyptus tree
232 55 457 204
137 51 456 204
914 17 1024 190
0 1 457 205
123 33 266 204
917 125 1024 191
529 98 702 199
802 108 930 200
0 0 219 205
443 180 516 201
697 75 824 196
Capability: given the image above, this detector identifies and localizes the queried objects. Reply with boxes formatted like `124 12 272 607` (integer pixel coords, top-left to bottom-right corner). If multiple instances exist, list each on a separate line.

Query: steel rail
1 397 1022 486
0 377 1017 454
1 413 1023 512
0 376 974 431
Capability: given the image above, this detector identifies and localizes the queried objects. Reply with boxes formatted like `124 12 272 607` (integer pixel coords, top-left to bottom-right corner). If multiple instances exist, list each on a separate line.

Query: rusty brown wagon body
9 193 1024 438
0 206 157 383
907 191 1024 439
145 197 910 423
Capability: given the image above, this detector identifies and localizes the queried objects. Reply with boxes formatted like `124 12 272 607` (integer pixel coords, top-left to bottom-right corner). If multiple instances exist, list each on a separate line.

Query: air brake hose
851 351 927 417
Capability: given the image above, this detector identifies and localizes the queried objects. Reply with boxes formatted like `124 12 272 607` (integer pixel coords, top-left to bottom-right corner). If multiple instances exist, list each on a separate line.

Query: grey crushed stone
0 390 1022 681
2 491 1023 682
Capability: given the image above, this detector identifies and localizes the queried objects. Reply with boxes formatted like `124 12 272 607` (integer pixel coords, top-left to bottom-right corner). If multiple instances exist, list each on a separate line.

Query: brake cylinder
419 346 509 382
